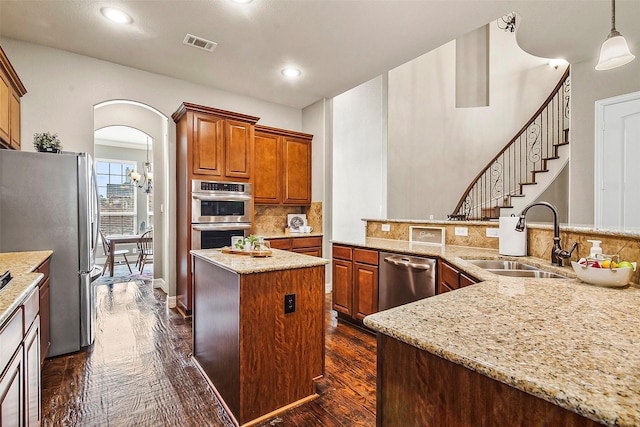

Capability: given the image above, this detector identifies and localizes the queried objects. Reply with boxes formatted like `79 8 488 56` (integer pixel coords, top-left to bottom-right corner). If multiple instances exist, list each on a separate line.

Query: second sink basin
486 269 566 279
466 259 567 279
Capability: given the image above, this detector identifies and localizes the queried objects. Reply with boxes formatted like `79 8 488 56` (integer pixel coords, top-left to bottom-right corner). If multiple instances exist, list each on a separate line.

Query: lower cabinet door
332 259 353 316
0 346 24 427
353 263 379 320
24 318 41 427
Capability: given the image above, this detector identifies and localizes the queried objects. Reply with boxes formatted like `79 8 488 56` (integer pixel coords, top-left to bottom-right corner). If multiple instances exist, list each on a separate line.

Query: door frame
594 90 640 228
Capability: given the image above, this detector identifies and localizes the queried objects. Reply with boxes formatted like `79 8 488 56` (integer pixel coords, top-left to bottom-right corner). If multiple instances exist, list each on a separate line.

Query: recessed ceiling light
100 7 133 24
281 68 301 78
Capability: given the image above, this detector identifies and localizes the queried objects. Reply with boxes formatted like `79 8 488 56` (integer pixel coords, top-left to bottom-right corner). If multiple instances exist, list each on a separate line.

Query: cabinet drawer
440 262 460 290
459 273 477 288
292 236 322 249
353 248 378 266
35 257 50 279
332 245 352 261
23 287 39 332
269 239 292 251
0 308 23 374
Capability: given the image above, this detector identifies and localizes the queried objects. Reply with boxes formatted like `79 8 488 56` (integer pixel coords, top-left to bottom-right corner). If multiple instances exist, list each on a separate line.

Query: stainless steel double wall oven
191 180 252 249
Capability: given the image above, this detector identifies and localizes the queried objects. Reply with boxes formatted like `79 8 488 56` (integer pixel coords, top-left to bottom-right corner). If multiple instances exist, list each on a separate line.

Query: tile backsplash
254 202 322 235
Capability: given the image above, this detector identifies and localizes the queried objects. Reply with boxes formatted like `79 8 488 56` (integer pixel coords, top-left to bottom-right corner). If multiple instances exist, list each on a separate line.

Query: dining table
105 234 152 277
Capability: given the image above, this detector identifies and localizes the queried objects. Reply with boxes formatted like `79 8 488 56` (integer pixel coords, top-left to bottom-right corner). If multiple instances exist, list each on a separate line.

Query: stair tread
532 169 549 173
520 182 537 185
543 156 560 161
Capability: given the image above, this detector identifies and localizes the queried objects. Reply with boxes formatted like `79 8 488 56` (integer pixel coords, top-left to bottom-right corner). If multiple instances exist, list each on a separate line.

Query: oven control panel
192 180 252 194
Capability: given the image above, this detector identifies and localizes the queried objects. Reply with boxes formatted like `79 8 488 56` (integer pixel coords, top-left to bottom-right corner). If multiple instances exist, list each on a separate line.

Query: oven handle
192 193 252 202
192 223 252 231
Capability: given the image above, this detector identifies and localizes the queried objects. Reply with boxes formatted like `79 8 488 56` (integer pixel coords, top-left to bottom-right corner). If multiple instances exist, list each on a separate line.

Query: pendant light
595 0 635 71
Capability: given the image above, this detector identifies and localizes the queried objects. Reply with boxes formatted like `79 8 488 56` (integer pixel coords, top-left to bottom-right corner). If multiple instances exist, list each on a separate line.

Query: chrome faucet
514 201 577 266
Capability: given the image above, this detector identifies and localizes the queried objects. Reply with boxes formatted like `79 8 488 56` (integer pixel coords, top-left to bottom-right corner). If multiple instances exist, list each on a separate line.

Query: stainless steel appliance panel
191 180 252 223
378 251 436 311
191 223 251 250
0 150 99 356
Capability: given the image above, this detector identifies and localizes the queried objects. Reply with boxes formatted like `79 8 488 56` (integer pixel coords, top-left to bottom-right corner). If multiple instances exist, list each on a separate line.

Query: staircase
450 67 570 221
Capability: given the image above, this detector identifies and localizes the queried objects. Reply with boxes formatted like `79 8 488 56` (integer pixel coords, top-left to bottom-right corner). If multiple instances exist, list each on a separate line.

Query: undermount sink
466 260 539 270
466 259 567 279
485 269 566 279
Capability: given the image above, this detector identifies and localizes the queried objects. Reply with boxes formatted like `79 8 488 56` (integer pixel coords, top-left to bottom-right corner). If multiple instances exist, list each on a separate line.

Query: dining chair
100 230 133 276
137 229 153 273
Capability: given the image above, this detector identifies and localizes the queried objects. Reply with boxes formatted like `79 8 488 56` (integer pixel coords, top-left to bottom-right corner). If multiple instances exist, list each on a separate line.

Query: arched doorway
94 100 173 306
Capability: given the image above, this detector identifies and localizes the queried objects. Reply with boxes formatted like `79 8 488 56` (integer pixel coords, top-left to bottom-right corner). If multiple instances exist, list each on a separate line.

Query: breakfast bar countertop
355 238 640 427
0 250 52 326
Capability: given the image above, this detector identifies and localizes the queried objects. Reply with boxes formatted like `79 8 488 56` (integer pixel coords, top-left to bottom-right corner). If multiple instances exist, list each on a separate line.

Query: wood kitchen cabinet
0 45 27 150
173 103 258 182
172 103 259 316
269 236 322 257
438 260 478 294
254 125 313 206
332 244 379 326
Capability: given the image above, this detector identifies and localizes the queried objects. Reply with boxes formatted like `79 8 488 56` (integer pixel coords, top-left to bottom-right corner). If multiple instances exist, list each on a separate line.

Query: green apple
617 261 634 270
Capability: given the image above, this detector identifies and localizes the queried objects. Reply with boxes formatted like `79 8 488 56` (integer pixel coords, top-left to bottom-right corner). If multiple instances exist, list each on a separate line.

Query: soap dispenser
587 240 603 259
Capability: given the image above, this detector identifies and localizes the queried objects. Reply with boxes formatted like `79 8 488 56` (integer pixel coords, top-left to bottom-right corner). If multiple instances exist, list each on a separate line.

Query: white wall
2 37 304 297
569 57 640 226
387 24 566 220
332 75 387 242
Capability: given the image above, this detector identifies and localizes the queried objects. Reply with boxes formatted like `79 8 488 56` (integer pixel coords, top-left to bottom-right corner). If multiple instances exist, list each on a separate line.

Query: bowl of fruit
571 255 636 287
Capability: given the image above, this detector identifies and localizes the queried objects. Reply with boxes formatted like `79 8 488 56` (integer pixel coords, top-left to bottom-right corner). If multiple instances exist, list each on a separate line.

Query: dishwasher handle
383 255 432 270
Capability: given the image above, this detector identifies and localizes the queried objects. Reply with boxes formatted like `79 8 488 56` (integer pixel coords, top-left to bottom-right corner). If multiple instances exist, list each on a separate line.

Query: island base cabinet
0 348 23 427
377 335 603 427
192 257 324 426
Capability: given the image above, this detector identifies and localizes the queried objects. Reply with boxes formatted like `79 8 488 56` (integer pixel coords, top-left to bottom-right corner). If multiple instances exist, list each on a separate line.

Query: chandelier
130 136 153 194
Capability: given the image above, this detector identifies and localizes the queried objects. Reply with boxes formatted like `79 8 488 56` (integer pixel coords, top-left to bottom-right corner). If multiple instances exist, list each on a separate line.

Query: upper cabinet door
192 112 224 176
253 130 282 204
283 136 312 205
0 73 10 146
9 90 20 150
224 120 253 180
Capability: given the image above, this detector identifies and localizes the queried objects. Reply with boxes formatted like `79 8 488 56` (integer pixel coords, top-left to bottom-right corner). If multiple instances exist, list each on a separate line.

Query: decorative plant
33 132 62 152
234 239 245 250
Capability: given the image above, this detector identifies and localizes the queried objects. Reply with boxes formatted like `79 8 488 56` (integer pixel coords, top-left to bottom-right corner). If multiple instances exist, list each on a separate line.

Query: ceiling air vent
183 34 218 52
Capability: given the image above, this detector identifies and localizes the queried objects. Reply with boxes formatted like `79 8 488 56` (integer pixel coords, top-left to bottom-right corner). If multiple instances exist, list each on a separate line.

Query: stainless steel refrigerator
0 150 100 357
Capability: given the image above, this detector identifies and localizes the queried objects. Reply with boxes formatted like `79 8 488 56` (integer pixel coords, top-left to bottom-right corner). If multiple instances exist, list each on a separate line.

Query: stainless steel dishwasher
379 251 437 310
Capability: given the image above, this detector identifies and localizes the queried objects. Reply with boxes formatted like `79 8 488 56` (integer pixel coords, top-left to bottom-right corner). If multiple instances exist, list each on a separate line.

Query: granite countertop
191 248 329 275
354 238 639 426
261 231 324 239
0 250 52 327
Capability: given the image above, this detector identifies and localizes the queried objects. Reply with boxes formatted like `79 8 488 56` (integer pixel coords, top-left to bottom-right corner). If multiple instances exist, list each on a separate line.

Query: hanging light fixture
595 0 635 71
130 137 153 194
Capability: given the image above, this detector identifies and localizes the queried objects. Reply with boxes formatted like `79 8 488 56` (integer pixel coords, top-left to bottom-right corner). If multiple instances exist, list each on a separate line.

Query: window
96 159 137 235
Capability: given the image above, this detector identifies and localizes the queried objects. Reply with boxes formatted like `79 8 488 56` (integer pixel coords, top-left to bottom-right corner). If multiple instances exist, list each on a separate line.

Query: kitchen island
365 267 640 426
190 248 328 426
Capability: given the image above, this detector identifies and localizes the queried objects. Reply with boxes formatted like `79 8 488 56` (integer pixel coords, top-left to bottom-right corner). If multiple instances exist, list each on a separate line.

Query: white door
595 92 640 230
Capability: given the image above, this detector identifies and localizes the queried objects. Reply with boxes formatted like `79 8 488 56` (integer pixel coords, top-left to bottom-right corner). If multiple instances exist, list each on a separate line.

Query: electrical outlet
381 224 391 232
486 228 499 238
454 227 468 237
284 293 296 314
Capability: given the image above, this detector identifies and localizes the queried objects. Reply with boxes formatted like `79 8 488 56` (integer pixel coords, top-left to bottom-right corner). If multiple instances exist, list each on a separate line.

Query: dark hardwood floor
41 279 376 426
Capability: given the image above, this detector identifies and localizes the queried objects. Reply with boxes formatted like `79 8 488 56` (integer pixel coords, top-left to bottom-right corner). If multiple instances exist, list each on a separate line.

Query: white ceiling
0 0 638 109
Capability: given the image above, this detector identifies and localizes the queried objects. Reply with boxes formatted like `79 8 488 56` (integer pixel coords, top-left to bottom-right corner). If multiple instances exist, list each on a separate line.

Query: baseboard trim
153 278 166 292
167 295 177 309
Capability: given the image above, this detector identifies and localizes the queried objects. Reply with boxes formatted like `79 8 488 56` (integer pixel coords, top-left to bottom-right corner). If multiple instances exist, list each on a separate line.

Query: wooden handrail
450 67 570 219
